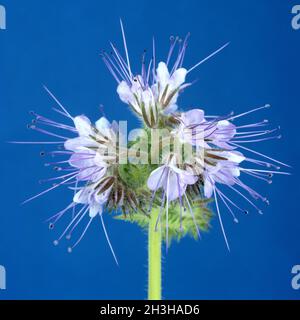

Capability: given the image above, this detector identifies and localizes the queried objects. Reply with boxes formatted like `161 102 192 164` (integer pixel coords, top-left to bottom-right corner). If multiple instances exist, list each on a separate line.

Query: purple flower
102 20 229 127
13 87 119 263
172 104 290 250
147 155 200 249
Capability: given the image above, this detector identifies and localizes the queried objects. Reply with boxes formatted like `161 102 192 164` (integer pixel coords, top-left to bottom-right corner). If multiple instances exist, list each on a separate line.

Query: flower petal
117 81 133 104
147 166 166 190
183 109 205 126
156 62 170 88
64 137 98 151
95 117 110 133
204 178 214 198
69 150 95 169
170 67 187 88
73 115 93 136
89 204 100 218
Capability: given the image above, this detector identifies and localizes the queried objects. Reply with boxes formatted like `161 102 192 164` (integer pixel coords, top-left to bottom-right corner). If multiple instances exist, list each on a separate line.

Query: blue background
0 0 299 300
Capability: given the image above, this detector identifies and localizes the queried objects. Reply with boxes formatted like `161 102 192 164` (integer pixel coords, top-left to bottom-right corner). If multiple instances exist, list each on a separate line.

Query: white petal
95 189 111 204
165 171 181 201
89 204 99 218
170 67 187 88
180 172 198 185
117 81 133 104
147 166 166 190
226 151 245 164
93 153 107 168
77 167 98 181
69 151 95 169
141 90 153 107
163 103 178 115
156 62 170 88
64 136 97 151
95 117 110 133
73 189 88 204
182 109 204 126
230 167 241 177
204 178 214 198
73 115 93 136
168 164 198 185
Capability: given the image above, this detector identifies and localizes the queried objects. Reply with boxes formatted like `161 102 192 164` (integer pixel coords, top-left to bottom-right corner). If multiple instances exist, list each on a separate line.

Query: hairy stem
148 208 162 300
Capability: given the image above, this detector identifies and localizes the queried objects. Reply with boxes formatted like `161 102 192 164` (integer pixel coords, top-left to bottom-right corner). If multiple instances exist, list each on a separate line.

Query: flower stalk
148 208 162 300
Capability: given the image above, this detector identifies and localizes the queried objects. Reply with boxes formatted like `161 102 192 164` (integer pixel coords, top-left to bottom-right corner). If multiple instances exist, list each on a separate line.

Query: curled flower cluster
16 21 289 261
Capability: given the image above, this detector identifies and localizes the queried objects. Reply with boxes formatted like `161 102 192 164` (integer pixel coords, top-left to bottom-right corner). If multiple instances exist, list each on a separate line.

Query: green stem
148 208 162 300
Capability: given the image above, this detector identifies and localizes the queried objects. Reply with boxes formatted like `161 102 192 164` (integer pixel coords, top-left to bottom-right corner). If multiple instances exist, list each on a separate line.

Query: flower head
15 22 290 262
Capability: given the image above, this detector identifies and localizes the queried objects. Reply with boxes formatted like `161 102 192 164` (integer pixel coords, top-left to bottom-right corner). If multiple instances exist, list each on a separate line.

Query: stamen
166 35 177 66
22 174 77 204
227 104 270 122
43 86 73 119
216 189 239 223
120 19 132 77
187 42 230 74
229 142 291 168
9 141 64 145
213 188 230 251
58 206 89 241
100 213 119 266
152 37 156 84
69 217 93 251
226 184 261 213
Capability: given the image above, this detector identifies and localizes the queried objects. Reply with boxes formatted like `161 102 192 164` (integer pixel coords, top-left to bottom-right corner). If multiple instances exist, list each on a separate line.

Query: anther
234 218 239 223
53 240 59 246
67 247 72 253
66 234 71 240
258 210 263 215
49 223 54 230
